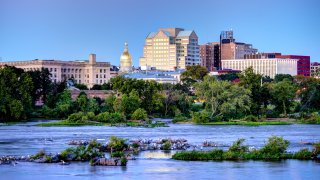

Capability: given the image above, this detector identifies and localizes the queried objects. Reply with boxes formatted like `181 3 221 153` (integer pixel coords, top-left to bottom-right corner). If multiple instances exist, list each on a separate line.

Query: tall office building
220 30 258 60
139 28 200 70
200 42 220 71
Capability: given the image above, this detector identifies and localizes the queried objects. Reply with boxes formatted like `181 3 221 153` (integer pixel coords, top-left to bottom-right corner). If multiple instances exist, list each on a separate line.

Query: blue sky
0 0 319 65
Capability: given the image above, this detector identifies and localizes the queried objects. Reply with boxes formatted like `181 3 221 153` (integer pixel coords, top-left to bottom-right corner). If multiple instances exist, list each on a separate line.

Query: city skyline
1 0 319 65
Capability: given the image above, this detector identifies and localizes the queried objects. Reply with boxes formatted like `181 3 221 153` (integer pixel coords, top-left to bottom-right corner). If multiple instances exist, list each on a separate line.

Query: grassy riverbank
202 121 292 126
173 137 320 161
36 120 168 128
36 120 106 126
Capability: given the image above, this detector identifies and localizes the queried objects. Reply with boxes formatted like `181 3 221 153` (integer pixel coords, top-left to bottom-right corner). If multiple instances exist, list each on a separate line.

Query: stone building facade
0 54 112 88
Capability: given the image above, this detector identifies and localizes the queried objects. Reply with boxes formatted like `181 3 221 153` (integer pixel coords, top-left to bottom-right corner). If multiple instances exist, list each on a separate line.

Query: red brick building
276 55 310 76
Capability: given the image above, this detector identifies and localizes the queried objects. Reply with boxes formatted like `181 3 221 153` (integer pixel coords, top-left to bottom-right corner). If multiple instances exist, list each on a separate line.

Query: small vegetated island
1 136 319 167
172 136 320 161
1 65 320 126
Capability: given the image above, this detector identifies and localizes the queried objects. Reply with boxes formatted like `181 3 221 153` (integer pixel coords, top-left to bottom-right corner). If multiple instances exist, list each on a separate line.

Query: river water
0 121 320 179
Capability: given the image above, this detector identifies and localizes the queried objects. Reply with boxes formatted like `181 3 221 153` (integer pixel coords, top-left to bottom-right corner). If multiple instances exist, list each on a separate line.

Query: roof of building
177 30 193 37
147 32 157 38
163 31 172 37
124 70 183 80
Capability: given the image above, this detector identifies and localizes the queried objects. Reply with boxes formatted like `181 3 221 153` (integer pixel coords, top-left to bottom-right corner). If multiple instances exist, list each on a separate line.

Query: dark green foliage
0 66 33 121
292 148 312 159
120 157 128 166
173 136 317 161
131 108 148 120
162 141 172 150
274 74 294 82
113 90 141 117
75 83 88 90
107 136 128 151
228 138 248 153
191 111 210 124
270 79 296 116
181 65 209 82
111 151 125 158
27 68 52 105
30 149 46 159
218 73 239 81
243 115 259 122
91 84 102 90
257 136 289 158
59 140 103 161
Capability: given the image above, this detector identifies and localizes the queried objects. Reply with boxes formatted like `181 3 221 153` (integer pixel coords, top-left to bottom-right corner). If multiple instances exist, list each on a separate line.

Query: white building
124 70 184 84
221 58 298 78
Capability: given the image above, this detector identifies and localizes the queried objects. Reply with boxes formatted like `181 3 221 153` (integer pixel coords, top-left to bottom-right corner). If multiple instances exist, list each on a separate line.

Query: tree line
1 65 320 124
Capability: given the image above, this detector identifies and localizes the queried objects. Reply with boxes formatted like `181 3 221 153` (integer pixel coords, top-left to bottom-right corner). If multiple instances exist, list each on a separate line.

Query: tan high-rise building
0 54 112 88
139 28 200 70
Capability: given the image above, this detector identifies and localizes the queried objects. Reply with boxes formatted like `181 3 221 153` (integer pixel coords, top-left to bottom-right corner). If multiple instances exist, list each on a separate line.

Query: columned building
221 58 298 78
0 54 112 88
139 28 200 70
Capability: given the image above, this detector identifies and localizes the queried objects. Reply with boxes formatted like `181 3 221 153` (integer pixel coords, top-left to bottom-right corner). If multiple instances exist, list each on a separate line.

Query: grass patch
36 120 107 127
201 121 292 126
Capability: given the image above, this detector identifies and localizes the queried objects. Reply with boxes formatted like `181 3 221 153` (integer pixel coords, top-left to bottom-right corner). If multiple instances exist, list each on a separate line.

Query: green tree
181 65 209 82
113 90 141 117
270 79 296 116
131 108 148 120
0 66 33 121
75 83 88 90
218 73 239 81
91 84 102 90
239 67 269 116
274 74 294 82
27 68 52 105
195 76 251 120
75 92 89 112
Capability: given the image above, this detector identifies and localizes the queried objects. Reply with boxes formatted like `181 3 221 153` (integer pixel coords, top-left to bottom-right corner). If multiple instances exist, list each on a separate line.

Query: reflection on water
0 121 320 179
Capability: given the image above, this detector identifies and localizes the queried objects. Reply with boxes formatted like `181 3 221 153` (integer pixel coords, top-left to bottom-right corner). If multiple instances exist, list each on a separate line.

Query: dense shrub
162 141 171 150
131 108 148 121
66 112 86 123
192 111 210 124
95 112 110 122
292 148 312 159
259 136 289 157
95 112 126 123
111 151 125 158
107 136 128 151
243 115 259 122
228 138 248 153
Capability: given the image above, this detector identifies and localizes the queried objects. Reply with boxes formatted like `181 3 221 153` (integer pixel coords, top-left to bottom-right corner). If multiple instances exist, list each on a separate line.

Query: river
0 121 320 179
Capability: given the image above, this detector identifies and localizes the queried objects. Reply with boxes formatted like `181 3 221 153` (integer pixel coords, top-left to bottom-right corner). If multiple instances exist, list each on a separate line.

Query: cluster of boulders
68 140 89 146
0 156 18 165
203 140 228 147
128 138 190 151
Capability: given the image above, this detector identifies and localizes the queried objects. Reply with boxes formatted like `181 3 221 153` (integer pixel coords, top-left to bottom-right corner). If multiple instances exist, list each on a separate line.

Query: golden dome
120 42 132 72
